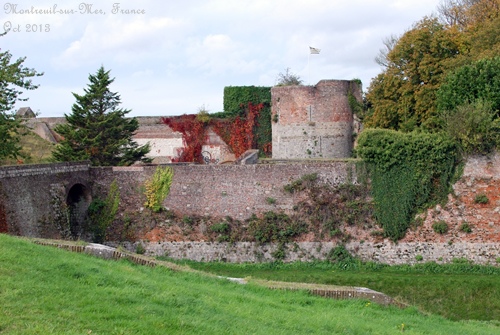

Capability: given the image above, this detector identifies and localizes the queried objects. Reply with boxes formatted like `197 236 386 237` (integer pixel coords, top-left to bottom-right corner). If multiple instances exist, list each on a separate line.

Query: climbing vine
162 114 206 163
88 179 120 243
212 102 263 157
162 102 268 162
356 129 460 241
144 166 174 212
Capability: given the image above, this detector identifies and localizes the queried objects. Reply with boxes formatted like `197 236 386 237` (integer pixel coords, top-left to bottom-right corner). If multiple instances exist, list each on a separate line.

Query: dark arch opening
66 183 91 240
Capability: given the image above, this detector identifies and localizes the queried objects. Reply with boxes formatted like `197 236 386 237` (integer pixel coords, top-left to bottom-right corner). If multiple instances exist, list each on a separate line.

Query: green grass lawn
0 234 499 334
169 259 500 322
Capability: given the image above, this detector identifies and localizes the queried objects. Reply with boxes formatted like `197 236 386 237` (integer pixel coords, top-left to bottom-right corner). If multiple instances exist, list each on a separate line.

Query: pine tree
52 66 149 166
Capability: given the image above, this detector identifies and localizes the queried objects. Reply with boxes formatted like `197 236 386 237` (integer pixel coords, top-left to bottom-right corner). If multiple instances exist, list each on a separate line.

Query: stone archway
66 183 91 240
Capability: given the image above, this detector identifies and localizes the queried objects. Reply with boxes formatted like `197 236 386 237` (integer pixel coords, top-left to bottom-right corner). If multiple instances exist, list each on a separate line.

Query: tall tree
0 42 42 161
52 66 149 166
437 57 500 112
365 17 462 131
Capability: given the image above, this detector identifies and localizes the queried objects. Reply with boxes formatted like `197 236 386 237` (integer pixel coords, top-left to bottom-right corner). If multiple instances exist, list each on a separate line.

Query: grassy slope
173 260 500 322
0 130 55 166
0 235 498 335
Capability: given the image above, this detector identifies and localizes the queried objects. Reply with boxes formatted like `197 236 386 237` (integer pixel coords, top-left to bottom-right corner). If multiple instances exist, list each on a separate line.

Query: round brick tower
271 79 361 159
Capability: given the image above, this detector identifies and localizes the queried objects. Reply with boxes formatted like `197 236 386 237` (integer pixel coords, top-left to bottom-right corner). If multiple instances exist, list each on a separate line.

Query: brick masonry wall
91 161 356 220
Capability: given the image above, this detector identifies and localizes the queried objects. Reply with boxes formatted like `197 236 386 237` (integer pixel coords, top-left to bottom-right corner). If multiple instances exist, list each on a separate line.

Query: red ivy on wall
161 114 206 163
162 103 264 163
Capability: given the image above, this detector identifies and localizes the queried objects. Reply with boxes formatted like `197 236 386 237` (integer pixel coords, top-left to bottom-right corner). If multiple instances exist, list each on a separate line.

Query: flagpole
308 51 311 85
308 46 320 85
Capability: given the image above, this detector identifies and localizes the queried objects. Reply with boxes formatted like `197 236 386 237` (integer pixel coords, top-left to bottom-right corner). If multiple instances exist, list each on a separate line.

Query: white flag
309 46 320 54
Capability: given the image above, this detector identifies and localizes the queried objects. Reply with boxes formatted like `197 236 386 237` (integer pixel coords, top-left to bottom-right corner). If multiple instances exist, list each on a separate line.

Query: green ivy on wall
356 129 460 241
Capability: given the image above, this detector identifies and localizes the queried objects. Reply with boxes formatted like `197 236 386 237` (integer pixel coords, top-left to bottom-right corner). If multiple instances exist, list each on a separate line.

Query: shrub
135 243 145 255
210 222 230 234
474 193 489 204
248 211 307 244
266 197 277 205
283 173 318 193
275 68 303 86
182 216 194 225
440 100 500 155
326 245 355 263
144 166 174 212
460 222 472 233
271 243 287 260
87 179 120 243
415 254 424 262
432 221 449 234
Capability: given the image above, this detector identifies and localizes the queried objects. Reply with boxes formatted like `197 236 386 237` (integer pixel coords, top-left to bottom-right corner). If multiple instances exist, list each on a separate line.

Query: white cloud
186 34 262 76
8 0 443 117
53 16 189 68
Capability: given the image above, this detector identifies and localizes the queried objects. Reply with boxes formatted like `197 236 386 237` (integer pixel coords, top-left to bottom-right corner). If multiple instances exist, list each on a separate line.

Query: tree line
364 0 500 154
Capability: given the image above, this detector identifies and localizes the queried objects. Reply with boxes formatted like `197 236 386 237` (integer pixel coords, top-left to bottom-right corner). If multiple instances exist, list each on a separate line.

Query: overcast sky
3 0 442 117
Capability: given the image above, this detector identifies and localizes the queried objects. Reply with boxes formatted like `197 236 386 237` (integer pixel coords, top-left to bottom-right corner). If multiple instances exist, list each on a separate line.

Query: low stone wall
112 241 500 265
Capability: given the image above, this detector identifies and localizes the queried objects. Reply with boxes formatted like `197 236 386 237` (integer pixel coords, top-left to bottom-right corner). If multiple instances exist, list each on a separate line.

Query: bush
144 166 174 212
265 197 276 205
437 57 500 114
460 222 472 233
415 254 424 262
210 222 230 234
182 216 194 225
135 243 145 255
432 221 449 234
248 212 307 244
474 193 489 204
440 100 500 155
87 179 120 243
283 173 318 193
326 245 355 263
275 68 303 86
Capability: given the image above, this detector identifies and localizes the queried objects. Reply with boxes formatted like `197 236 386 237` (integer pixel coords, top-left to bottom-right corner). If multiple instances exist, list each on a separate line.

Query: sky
2 0 442 117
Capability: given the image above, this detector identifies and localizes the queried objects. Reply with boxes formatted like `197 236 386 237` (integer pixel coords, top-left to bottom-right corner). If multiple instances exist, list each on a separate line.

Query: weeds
474 193 489 204
432 221 449 234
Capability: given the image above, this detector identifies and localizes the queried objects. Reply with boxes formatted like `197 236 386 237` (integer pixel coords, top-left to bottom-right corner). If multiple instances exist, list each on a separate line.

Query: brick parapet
0 161 90 179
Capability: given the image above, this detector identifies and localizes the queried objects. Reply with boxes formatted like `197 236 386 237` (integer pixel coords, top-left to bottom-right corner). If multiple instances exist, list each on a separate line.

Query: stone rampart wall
91 161 356 220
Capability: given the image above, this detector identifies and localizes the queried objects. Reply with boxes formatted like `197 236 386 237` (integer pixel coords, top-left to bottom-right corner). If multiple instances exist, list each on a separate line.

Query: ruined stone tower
271 79 361 159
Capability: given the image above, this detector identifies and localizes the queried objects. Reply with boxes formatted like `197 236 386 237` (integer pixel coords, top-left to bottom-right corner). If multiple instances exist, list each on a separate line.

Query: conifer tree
52 66 149 166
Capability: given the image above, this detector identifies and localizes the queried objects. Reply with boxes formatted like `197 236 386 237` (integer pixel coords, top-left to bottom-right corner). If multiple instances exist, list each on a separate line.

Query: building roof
16 107 36 118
